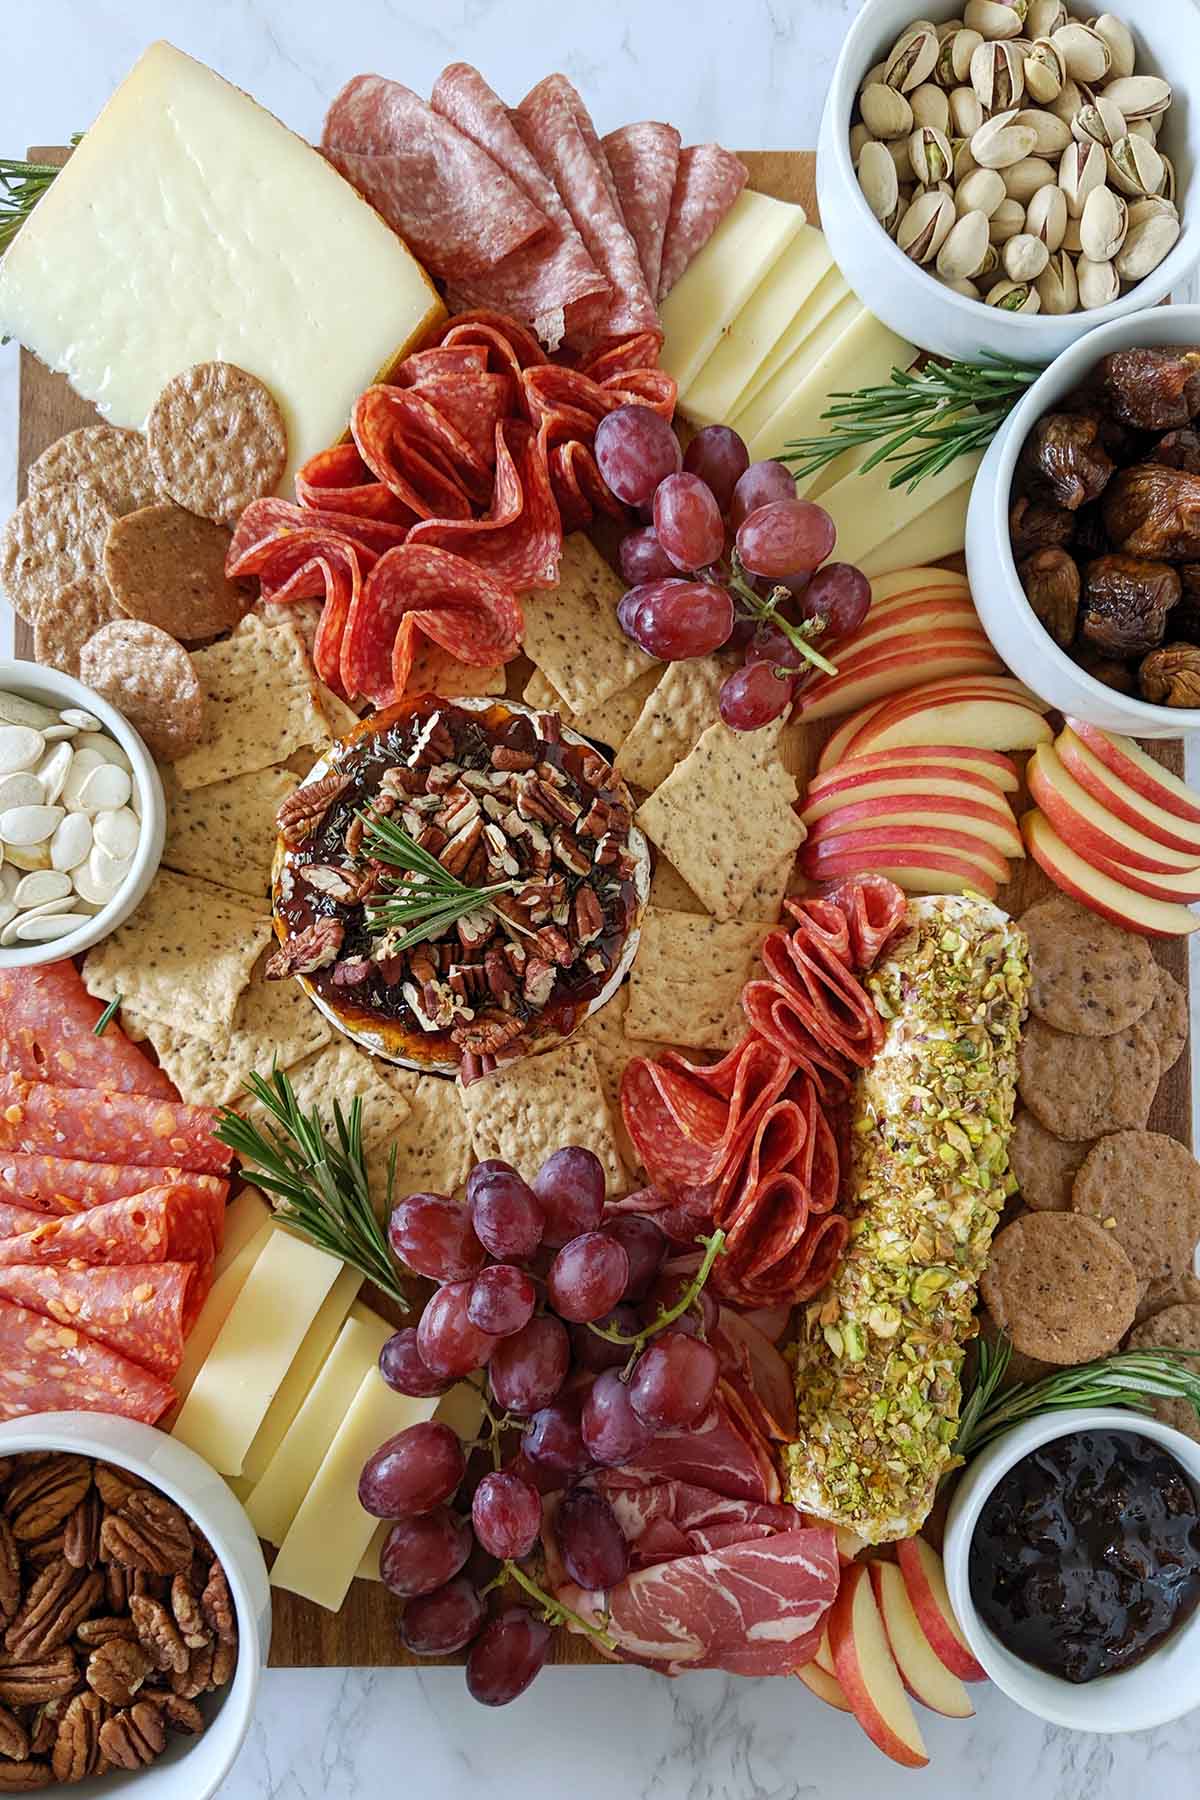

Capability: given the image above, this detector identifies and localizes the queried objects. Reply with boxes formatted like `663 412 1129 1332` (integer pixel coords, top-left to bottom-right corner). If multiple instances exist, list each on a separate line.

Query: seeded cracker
172 612 331 791
523 665 663 749
614 652 738 793
520 533 657 715
236 1040 416 1195
1135 1270 1200 1327
1145 964 1188 1075
161 766 296 900
1128 1305 1200 1443
0 485 113 624
33 574 122 679
406 638 505 699
79 621 203 763
458 1040 625 1194
27 425 161 517
1008 1110 1094 1212
626 909 767 1050
1017 1015 1160 1140
385 1069 476 1195
980 1212 1139 1365
1021 894 1157 1035
104 503 251 642
1070 1130 1200 1289
577 985 683 1176
649 851 791 925
147 362 288 527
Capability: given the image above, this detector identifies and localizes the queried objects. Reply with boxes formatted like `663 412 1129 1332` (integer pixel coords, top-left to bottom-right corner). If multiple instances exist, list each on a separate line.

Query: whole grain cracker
78 621 203 763
975 1306 1060 1388
1145 965 1188 1075
172 612 330 791
1009 1110 1094 1212
162 766 296 900
458 1040 625 1194
520 533 657 715
522 665 662 750
27 426 161 518
32 574 121 679
1134 1269 1200 1327
235 1039 414 1197
614 653 737 793
576 984 683 1176
147 362 287 527
405 638 505 700
1 485 114 624
979 1211 1139 1365
1021 894 1157 1036
384 1068 475 1196
625 909 767 1050
1127 1303 1200 1441
103 503 250 642
649 852 791 925
1017 1015 1160 1141
1070 1130 1200 1290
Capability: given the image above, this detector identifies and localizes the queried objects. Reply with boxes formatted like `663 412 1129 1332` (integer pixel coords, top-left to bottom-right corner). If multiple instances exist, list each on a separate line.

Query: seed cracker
575 984 682 1176
33 574 122 679
104 502 251 642
1021 894 1157 1036
27 426 161 518
1145 965 1188 1075
147 362 287 527
458 1039 625 1195
172 612 331 791
235 1038 415 1197
523 665 663 749
161 765 296 900
614 652 738 794
79 620 204 763
649 852 791 925
520 533 657 715
1008 1110 1094 1212
406 638 506 700
384 1068 476 1196
1128 1304 1200 1442
625 908 767 1051
1134 1269 1200 1327
1 485 114 624
980 1211 1140 1365
1071 1130 1200 1290
1017 1015 1161 1141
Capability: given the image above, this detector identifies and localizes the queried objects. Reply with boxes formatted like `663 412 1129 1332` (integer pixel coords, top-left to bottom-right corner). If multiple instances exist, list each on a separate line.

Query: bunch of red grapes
595 406 871 731
358 1146 722 1706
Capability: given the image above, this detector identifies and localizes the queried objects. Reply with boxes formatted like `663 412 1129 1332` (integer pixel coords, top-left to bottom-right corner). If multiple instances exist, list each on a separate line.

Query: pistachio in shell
1003 155 1057 204
909 83 951 133
860 82 914 140
896 188 956 264
1076 254 1119 309
1013 107 1072 157
936 208 993 280
885 25 940 94
858 139 901 227
1047 75 1086 125
956 165 1008 219
1023 37 1065 105
986 276 1041 313
1025 182 1067 250
963 0 1028 42
1072 97 1128 152
908 124 953 187
1050 20 1112 85
989 197 1027 244
1115 203 1181 281
1026 1 1067 40
949 86 985 138
935 25 984 88
1091 13 1136 80
1003 231 1051 282
1035 248 1079 313
970 38 1025 112
1079 185 1128 262
972 108 1039 170
1103 76 1172 122
1059 139 1107 216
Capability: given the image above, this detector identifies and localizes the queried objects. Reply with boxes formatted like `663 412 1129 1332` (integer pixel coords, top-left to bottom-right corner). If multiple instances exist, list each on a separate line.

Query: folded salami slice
407 419 561 592
658 143 749 300
546 440 626 533
0 963 174 1098
816 875 908 970
322 76 549 279
0 1262 199 1379
744 901 887 1078
292 449 418 528
227 525 368 695
621 1038 792 1190
0 1296 174 1425
0 1202 46 1238
0 1077 231 1174
0 1186 216 1272
601 123 681 301
0 1155 227 1218
352 385 492 520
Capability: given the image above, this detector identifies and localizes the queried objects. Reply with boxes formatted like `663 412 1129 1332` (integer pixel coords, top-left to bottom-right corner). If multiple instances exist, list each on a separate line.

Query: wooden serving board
13 148 1192 1669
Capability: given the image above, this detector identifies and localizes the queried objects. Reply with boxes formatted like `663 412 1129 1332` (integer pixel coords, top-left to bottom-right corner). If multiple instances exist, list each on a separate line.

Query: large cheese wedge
238 1265 363 1491
734 268 852 428
355 1382 486 1581
660 190 807 394
166 1222 273 1420
859 478 975 579
171 1229 344 1476
0 42 445 487
213 1187 270 1279
740 309 915 465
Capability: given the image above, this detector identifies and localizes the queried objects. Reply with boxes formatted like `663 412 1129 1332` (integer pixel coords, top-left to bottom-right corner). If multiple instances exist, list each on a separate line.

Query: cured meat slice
0 1202 46 1238
321 77 548 278
407 420 561 591
818 875 908 970
600 123 681 300
612 1389 773 1504
743 900 887 1080
294 447 418 527
546 440 625 533
394 362 517 467
716 1210 849 1310
229 494 409 565
429 309 548 375
658 143 749 300
227 525 368 695
0 1155 227 1217
0 1262 199 1379
621 1038 792 1190
515 76 661 344
714 1307 798 1437
0 1077 231 1175
0 1296 174 1425
595 1472 803 1566
0 963 174 1098
351 385 492 519
0 1185 216 1271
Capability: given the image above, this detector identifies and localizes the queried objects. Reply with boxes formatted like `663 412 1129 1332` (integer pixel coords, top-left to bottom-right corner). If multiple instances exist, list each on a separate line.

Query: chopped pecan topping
491 744 535 771
4 1561 103 1660
571 887 605 947
552 829 591 876
298 864 356 900
265 916 344 980
452 1009 527 1055
276 770 349 847
407 717 455 767
523 957 556 1008
98 1699 166 1771
439 816 483 877
4 1459 91 1547
50 1691 104 1785
531 924 573 967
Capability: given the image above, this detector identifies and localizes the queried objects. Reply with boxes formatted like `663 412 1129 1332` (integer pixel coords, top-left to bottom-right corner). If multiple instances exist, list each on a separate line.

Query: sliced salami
0 1261 199 1379
620 1038 792 1190
407 419 561 591
0 1185 216 1271
293 447 418 527
0 1296 174 1425
0 1077 231 1174
0 963 174 1098
814 875 908 970
0 1155 227 1217
352 385 491 520
0 1202 46 1238
743 898 889 1082
658 143 749 300
601 123 681 300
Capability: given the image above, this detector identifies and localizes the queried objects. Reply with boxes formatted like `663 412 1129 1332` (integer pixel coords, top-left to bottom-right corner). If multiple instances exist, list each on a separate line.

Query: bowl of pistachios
817 0 1200 363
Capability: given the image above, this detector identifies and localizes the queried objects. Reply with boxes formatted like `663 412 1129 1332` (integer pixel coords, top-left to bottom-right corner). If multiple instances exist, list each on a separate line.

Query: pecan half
86 1636 152 1706
154 1692 205 1736
128 1596 188 1676
0 1704 29 1762
25 1706 61 1760
523 956 556 1008
265 916 344 981
62 1493 101 1572
276 770 349 847
171 1575 212 1651
452 1009 526 1056
491 745 535 771
169 1634 235 1700
4 1562 103 1660
74 1616 136 1650
98 1700 165 1772
101 1492 194 1580
571 887 604 946
0 1759 50 1790
0 1524 18 1630
93 1467 144 1513
50 1692 104 1785
3 1459 91 1547
0 1649 77 1707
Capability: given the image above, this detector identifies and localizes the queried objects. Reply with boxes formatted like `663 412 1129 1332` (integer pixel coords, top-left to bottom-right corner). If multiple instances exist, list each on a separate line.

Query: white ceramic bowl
965 304 1200 736
0 1411 270 1799
816 0 1200 363
0 659 164 967
944 1405 1200 1733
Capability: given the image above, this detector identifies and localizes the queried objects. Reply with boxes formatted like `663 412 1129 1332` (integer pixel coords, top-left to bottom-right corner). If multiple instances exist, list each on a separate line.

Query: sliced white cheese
213 1187 270 1279
679 225 834 427
355 1382 486 1581
660 190 807 395
730 291 862 448
237 1265 363 1491
171 1229 344 1476
820 449 985 571
797 439 873 501
740 310 916 467
733 266 852 424
166 1223 274 1420
0 42 446 487
858 477 976 579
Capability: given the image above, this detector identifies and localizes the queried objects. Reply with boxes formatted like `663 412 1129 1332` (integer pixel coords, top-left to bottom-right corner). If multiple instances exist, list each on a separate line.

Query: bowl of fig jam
944 1407 1200 1733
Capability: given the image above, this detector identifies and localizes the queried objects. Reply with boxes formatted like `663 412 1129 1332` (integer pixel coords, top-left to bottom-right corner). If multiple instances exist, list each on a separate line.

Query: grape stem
725 557 839 678
499 1558 618 1654
469 1386 521 1472
585 1229 726 1366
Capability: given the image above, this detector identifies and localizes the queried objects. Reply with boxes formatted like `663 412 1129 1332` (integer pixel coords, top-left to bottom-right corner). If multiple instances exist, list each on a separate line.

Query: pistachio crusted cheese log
784 894 1029 1543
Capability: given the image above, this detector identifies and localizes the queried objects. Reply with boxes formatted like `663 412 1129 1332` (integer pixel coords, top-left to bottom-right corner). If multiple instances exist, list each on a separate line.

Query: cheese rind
660 191 807 394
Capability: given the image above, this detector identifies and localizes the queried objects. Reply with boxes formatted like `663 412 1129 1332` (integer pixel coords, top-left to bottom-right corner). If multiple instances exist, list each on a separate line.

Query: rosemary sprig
782 353 1043 493
215 1068 412 1313
0 139 79 255
359 808 518 953
726 557 839 678
92 993 122 1038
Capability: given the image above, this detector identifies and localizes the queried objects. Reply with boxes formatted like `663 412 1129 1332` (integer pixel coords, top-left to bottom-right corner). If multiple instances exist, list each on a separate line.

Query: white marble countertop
4 2 1200 1794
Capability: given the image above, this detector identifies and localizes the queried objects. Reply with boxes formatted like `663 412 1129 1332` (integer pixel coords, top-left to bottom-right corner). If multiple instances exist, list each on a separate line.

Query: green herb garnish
92 993 122 1038
0 139 80 256
359 808 519 954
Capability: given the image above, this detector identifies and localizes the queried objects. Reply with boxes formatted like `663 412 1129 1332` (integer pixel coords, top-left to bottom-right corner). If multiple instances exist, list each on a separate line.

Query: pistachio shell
1060 213 1083 254
1076 254 1119 308
1050 21 1111 84
885 25 940 93
1079 184 1128 261
858 139 901 224
1023 37 1065 104
1091 14 1136 81
860 82 915 140
972 108 1039 169
850 122 872 166
936 26 985 87
1048 76 1085 124
986 277 1041 312
956 165 1008 218
910 82 951 132
970 38 1025 111
1012 107 1072 156
1102 75 1172 122
1003 155 1056 203
989 196 1027 243
949 85 985 137
886 138 916 182
936 208 993 278
1106 134 1164 200
1058 139 1106 216
909 124 954 186
1127 119 1157 144
1025 1 1066 35
1072 96 1127 151
1159 154 1177 205
1035 248 1079 312
1025 181 1067 249
896 189 956 263
1115 205 1181 280
1003 231 1051 281
939 274 983 299
964 1 1026 42
952 137 980 184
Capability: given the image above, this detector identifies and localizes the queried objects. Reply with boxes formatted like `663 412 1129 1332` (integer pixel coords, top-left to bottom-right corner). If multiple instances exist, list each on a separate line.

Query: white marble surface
3 2 1200 1795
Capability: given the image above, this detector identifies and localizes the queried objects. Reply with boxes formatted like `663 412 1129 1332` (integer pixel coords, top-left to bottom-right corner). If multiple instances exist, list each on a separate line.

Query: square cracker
577 984 690 1176
161 765 295 901
649 852 791 925
84 870 271 1038
520 533 657 715
236 1039 414 1198
174 611 332 790
635 722 805 922
625 909 767 1051
458 1040 625 1194
522 665 662 751
384 1069 476 1196
406 637 506 699
614 653 737 793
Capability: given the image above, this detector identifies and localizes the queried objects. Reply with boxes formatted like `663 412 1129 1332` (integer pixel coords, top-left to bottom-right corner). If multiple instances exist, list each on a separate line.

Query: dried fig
1099 347 1200 430
1079 554 1181 656
1139 644 1200 707
1104 465 1200 560
1019 547 1080 646
1009 494 1076 558
1021 412 1114 510
1074 644 1139 694
1152 429 1200 475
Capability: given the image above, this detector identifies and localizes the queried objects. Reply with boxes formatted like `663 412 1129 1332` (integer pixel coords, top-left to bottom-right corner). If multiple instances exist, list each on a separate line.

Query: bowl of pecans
0 1413 270 1799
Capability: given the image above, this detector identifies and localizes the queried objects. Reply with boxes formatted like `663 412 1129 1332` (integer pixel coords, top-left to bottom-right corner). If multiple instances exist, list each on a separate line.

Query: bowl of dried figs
966 305 1200 735
0 1414 270 1799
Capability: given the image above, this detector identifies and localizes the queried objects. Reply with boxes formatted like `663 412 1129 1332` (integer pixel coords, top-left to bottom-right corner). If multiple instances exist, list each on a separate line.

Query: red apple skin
1065 843 1200 904
795 1659 854 1712
816 682 1041 774
805 796 1023 859
1056 729 1200 856
798 647 1003 723
1022 810 1200 939
839 601 981 658
829 1564 930 1768
846 697 1052 761
806 749 1020 804
1027 746 1200 875
869 1562 975 1719
894 1538 988 1683
867 568 971 611
799 848 1001 901
803 822 1010 883
825 623 991 673
1066 718 1200 825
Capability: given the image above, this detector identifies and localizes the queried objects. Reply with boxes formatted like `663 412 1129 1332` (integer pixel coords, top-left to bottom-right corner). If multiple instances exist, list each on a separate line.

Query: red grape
417 1280 501 1379
798 561 872 639
378 1506 471 1598
570 1305 640 1373
744 621 807 672
581 1367 653 1466
359 1421 466 1519
736 499 836 578
547 1232 630 1323
466 1607 552 1706
643 1269 718 1336
729 459 796 529
389 1192 486 1282
400 1577 484 1656
379 1328 454 1399
653 472 726 571
467 1264 537 1337
617 578 734 660
684 425 750 514
468 1162 543 1262
594 405 681 507
628 1331 720 1430
471 1470 542 1561
718 660 797 731
601 1214 667 1301
523 1393 592 1481
506 1448 563 1497
489 1314 570 1414
557 1488 630 1590
619 525 676 586
533 1147 606 1247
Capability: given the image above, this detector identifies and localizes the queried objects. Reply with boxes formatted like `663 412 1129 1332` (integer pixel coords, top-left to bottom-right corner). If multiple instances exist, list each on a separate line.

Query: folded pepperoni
0 1202 45 1238
0 1297 175 1424
601 123 681 300
0 1186 216 1271
0 1077 230 1174
658 143 749 300
546 441 624 532
744 906 886 1080
0 1154 227 1218
408 420 561 591
0 1262 200 1379
227 526 367 693
714 1212 849 1310
396 345 490 381
294 445 417 527
429 309 549 376
0 964 174 1098
811 877 908 971
621 1039 792 1191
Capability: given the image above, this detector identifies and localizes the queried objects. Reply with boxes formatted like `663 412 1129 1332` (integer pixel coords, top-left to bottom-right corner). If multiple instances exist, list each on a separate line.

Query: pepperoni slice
429 309 549 376
407 420 561 592
0 1262 200 1379
0 1297 175 1424
814 876 908 970
0 1185 216 1271
0 964 174 1098
620 1039 792 1191
0 1077 230 1174
745 906 887 1077
294 445 417 527
601 123 681 300
0 1202 45 1238
658 143 749 300
228 526 368 693
546 440 625 532
0 1155 227 1218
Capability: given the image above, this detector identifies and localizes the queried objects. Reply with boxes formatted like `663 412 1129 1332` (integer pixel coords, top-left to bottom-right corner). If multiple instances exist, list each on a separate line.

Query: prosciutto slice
611 1385 777 1505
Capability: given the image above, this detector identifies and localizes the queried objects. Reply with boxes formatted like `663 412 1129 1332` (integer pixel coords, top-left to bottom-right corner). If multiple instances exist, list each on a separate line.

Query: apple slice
797 845 1001 900
858 676 1048 737
870 1562 974 1719
804 822 1010 883
806 797 1023 860
817 698 894 773
1023 809 1200 938
800 1515 870 1564
829 623 992 677
829 1563 929 1768
1056 727 1200 856
894 1537 987 1683
1061 842 1200 904
795 1659 853 1712
815 1626 837 1677
799 646 1005 722
866 566 972 609
807 745 1021 796
833 601 983 661
851 697 1054 758
1066 717 1200 826
1027 744 1200 874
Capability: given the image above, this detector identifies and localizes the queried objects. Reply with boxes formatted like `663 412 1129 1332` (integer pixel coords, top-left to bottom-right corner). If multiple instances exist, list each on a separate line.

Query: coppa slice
808 745 1020 795
1027 744 1200 874
1057 726 1200 856
1066 718 1200 826
805 798 1023 861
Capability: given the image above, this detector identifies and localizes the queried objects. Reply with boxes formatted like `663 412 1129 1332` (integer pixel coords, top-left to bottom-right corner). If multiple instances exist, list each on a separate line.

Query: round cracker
79 621 203 763
26 425 161 518
1135 1269 1200 1328
103 502 250 642
1009 1109 1094 1212
1127 1303 1200 1443
1145 965 1188 1076
33 573 123 679
1018 1015 1161 1141
980 1212 1139 1365
147 362 287 526
1071 1130 1200 1289
0 486 114 624
1021 894 1157 1036
975 1305 1061 1388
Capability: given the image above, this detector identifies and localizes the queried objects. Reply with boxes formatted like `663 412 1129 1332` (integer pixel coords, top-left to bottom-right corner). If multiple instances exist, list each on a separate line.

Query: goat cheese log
784 895 1029 1543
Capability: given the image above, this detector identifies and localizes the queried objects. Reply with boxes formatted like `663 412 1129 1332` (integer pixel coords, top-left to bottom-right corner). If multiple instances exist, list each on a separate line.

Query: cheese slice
820 449 985 570
731 292 862 447
660 190 807 394
166 1222 273 1420
679 225 834 427
0 42 445 487
171 1229 344 1475
859 477 976 579
213 1188 271 1279
732 266 852 425
742 309 916 466
237 1265 363 1491
355 1381 485 1581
